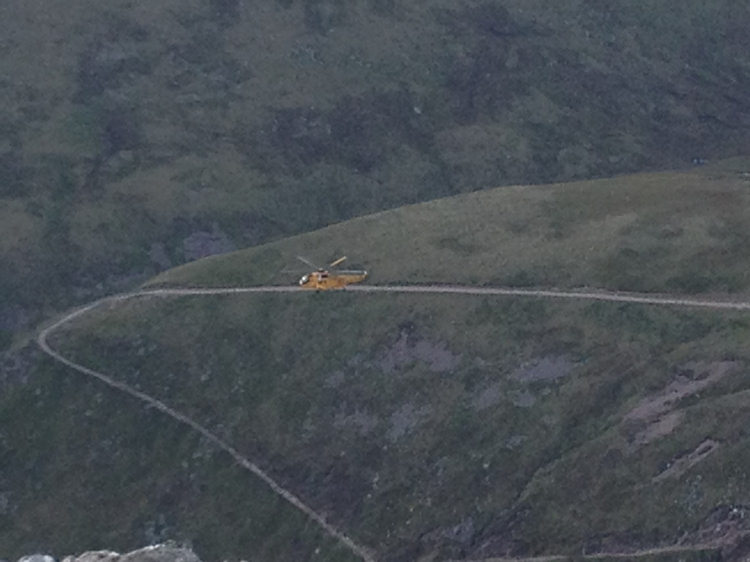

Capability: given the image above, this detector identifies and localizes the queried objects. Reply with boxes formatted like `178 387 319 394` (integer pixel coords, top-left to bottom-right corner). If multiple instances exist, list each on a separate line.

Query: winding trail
451 540 728 561
36 284 750 561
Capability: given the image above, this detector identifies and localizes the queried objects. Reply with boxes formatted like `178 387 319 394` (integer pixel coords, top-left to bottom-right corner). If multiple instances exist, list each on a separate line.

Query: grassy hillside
3 0 750 342
152 157 750 296
0 355 358 562
22 286 750 560
5 163 750 560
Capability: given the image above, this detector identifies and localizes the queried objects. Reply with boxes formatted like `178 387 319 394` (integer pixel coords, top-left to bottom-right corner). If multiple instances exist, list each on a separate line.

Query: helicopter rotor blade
296 256 319 269
329 256 347 269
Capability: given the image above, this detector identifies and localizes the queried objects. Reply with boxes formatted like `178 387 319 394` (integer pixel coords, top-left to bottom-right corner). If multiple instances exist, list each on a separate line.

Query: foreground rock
17 545 201 562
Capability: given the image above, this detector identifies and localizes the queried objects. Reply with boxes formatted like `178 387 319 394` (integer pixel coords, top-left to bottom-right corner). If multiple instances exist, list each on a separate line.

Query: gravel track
453 540 727 561
36 284 750 561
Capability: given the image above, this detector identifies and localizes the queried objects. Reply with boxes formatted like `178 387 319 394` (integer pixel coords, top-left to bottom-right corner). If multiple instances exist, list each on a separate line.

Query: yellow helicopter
295 256 368 290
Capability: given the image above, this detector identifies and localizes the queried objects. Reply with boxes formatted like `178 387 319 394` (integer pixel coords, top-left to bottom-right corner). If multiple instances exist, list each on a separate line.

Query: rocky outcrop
16 545 202 562
182 225 236 262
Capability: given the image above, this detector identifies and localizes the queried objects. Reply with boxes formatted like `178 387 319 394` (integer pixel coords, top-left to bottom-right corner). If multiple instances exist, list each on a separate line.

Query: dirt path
36 284 750 561
348 284 750 311
454 539 729 560
37 293 376 562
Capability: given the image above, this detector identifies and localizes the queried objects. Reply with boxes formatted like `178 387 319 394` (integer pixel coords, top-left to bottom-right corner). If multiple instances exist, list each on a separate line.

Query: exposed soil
629 410 683 449
653 438 721 482
624 361 738 424
622 361 739 451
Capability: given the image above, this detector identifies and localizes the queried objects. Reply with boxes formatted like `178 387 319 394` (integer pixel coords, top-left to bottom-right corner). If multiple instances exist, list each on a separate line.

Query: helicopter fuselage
298 270 367 290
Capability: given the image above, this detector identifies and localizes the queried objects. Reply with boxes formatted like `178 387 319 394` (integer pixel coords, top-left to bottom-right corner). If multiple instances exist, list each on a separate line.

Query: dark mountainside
4 1 750 561
6 162 750 561
2 0 750 342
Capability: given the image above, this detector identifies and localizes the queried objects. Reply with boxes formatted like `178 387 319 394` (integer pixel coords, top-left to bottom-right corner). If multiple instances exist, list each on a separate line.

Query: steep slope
3 0 750 343
152 157 750 295
5 162 750 560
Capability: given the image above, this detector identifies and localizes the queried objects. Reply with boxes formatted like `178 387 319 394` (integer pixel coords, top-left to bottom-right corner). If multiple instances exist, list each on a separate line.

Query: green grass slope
3 0 750 340
152 157 750 296
0 359 358 562
5 163 750 560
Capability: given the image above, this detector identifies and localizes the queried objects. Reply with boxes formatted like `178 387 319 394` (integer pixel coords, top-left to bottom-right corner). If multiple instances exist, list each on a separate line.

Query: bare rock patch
182 224 235 261
334 407 379 436
379 328 461 374
512 355 574 383
471 381 502 411
624 361 739 425
387 403 429 442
